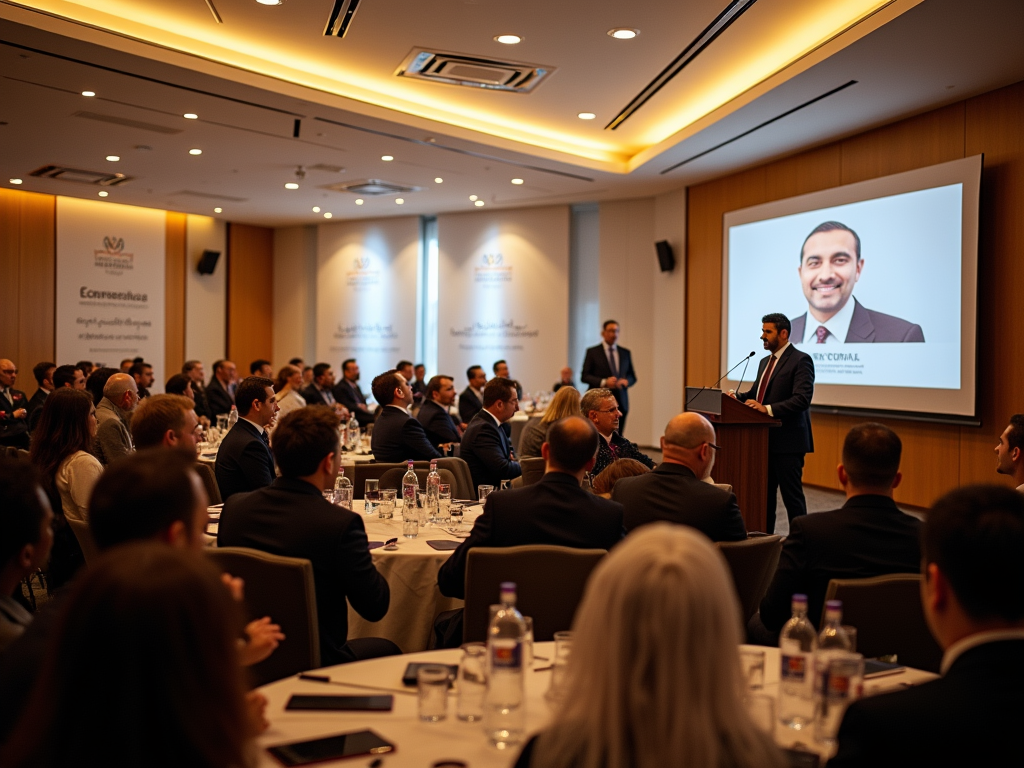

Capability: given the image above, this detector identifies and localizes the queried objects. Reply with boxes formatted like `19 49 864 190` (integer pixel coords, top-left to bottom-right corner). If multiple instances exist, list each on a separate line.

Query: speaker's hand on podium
746 400 768 414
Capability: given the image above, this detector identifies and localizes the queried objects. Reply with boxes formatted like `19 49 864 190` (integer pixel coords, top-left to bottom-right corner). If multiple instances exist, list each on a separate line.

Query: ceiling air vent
30 165 132 186
324 0 362 38
73 111 181 135
325 179 421 196
396 48 553 93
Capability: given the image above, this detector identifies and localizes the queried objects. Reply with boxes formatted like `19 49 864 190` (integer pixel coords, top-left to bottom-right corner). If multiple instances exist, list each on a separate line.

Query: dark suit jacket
26 388 48 432
214 418 275 501
792 299 925 343
300 383 335 408
458 386 483 426
333 379 375 427
581 344 636 414
416 400 461 447
0 387 29 446
218 477 390 664
828 639 1024 767
437 471 624 598
370 405 442 463
192 382 212 421
459 411 522 491
759 495 921 632
206 376 235 417
613 463 747 542
737 344 814 454
592 431 656 477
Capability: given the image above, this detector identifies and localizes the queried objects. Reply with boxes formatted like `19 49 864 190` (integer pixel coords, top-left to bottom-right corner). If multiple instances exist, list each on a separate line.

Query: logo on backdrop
474 252 512 284
347 254 380 288
449 318 539 339
94 235 134 272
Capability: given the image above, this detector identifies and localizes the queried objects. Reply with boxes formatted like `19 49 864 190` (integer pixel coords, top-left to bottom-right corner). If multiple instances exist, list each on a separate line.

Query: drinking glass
364 479 380 516
379 489 396 520
417 665 449 722
437 484 452 523
416 490 429 526
522 616 534 668
457 643 487 721
347 426 360 452
546 631 573 702
499 479 511 491
321 489 336 503
814 652 864 746
450 503 465 529
216 414 229 434
402 500 419 538
335 485 353 510
740 648 766 690
478 485 494 503
842 626 858 653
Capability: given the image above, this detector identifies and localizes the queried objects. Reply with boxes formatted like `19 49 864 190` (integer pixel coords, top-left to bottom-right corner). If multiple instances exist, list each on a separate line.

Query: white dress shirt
801 297 857 344
760 341 790 418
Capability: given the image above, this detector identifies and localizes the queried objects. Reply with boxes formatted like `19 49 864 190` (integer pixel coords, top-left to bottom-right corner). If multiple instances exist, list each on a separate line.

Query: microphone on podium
686 351 756 407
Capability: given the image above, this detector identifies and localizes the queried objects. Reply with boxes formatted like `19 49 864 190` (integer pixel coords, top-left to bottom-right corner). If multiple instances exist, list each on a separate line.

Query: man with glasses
581 388 655 477
92 373 139 465
612 412 746 542
0 360 30 449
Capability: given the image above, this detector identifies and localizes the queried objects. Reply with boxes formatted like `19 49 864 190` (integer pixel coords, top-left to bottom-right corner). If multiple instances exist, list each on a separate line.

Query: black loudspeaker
655 240 675 273
197 249 221 275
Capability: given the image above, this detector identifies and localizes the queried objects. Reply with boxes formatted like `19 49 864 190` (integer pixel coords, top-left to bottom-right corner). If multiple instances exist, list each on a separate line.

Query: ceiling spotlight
511 178 524 185
183 113 198 120
312 206 321 213
284 182 299 190
381 155 394 162
98 191 109 197
81 90 95 97
494 35 522 44
324 212 333 219
106 155 120 162
395 198 405 205
355 199 364 205
608 28 639 39
434 177 443 184
9 178 23 185
189 148 203 155
469 195 478 201
474 200 485 207
577 112 596 120
214 207 223 213
256 0 283 5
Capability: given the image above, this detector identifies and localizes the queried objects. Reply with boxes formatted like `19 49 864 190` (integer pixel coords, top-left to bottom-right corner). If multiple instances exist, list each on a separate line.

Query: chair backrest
825 574 942 672
717 535 783 625
519 457 546 487
66 517 100 564
193 461 222 505
464 545 606 643
377 466 457 494
207 547 320 685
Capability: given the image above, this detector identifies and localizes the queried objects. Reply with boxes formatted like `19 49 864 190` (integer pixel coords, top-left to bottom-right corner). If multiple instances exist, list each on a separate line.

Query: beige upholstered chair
377 466 457 495
717 535 783 625
519 457 546 487
193 461 222 505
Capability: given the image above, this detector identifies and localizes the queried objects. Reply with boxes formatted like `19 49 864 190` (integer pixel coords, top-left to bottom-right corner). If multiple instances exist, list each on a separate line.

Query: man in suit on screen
581 320 637 435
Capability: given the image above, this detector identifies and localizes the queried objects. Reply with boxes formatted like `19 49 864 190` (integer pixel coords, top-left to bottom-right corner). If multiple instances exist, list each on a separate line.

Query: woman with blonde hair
591 457 650 497
515 523 785 768
518 386 581 458
272 364 306 424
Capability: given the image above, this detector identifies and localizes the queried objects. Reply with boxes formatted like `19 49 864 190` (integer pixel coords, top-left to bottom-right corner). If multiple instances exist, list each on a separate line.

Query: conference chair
353 458 475 500
193 461 222 505
824 574 943 673
378 466 458 496
208 547 320 686
66 517 100 565
717 535 783 626
463 545 607 643
519 457 546 487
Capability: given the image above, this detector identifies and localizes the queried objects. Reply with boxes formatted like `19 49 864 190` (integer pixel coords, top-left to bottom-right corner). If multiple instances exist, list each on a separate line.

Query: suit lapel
844 299 875 342
764 345 795 399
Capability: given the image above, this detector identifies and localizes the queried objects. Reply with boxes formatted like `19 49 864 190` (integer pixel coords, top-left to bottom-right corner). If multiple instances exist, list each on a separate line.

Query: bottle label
490 639 522 670
781 653 808 683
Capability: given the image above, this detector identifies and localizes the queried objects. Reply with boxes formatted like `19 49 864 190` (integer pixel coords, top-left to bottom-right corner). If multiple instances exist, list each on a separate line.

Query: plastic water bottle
425 460 440 523
227 404 238 428
402 460 418 515
484 582 526 748
333 468 353 509
814 600 855 744
818 600 852 653
779 593 818 730
348 413 360 451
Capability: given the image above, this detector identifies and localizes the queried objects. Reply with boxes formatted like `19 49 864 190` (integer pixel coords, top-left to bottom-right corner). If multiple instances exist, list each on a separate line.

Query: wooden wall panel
765 144 843 201
165 212 187 382
18 193 56 373
0 190 21 360
227 223 274 371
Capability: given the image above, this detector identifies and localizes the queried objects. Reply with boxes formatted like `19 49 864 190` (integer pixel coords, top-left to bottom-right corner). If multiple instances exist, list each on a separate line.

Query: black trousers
766 452 806 534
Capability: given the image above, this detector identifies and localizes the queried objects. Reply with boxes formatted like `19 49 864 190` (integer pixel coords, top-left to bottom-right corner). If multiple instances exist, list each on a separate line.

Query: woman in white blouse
29 388 102 523
272 364 306 428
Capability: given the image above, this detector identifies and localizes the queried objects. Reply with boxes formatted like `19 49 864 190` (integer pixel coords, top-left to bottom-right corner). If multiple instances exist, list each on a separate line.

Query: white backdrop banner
56 197 166 373
316 217 420 385
437 206 569 395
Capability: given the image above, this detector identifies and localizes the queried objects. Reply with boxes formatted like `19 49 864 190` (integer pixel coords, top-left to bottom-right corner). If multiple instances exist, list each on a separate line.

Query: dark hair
33 361 55 387
272 406 340 478
165 373 192 397
1006 414 1024 454
923 485 1024 622
0 543 251 768
312 362 332 381
342 358 357 374
182 360 202 374
120 358 134 368
414 363 425 372
425 375 453 402
29 389 95 488
591 458 651 495
602 319 619 330
288 357 304 367
842 423 902 488
53 365 80 389
371 369 402 406
88 449 202 550
212 359 231 375
483 377 516 407
128 362 151 378
546 416 599 473
275 365 301 392
761 313 791 335
396 360 413 371
0 458 48 565
492 359 507 373
75 361 93 375
466 365 483 381
131 395 195 450
234 376 273 417
249 359 271 375
800 221 861 262
86 367 118 406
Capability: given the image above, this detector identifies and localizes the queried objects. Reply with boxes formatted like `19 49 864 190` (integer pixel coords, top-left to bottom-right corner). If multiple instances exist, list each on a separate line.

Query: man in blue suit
459 377 522 492
215 376 278 501
369 369 442 463
581 320 637 435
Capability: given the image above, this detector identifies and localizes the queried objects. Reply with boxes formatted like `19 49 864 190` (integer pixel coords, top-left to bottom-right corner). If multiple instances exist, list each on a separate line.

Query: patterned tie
607 347 618 378
756 355 777 404
815 325 829 344
259 429 271 449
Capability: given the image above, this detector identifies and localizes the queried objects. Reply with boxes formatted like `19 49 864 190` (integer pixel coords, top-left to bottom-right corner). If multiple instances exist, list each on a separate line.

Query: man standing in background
207 359 237 417
582 320 637 435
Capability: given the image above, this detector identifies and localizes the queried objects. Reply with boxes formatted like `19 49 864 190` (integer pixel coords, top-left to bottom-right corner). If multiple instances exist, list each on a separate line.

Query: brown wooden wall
226 223 274 370
686 80 1024 508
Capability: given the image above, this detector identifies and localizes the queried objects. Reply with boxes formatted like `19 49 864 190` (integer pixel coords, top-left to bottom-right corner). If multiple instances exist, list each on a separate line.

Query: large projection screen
722 155 981 420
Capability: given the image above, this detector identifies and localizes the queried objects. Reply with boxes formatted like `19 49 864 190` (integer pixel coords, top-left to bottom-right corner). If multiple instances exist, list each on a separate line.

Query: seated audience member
416 374 462 450
513 524 785 768
580 387 655 477
370 369 443 463
493 359 524 401
301 362 340 408
92 372 139 465
519 386 581 459
53 364 86 391
165 372 192 399
75 360 93 377
439 416 623 599
85 366 117 407
553 366 575 392
459 365 487 427
302 365 314 387
129 361 154 399
829 485 1024 767
273 364 307 423
459 377 523 491
995 413 1024 492
119 357 134 373
0 460 53 653
206 359 237 418
591 458 651 497
250 358 273 378
0 358 30 449
131 394 201 451
613 412 745 542
755 423 920 641
182 360 212 423
30 388 101 523
25 361 55 431
334 358 375 427
0 544 263 768
411 363 428 403
215 376 278 501
395 360 415 393
219 407 395 664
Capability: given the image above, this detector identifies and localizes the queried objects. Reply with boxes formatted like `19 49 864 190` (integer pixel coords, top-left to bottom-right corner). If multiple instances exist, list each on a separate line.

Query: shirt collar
386 403 410 414
773 341 791 360
482 408 502 427
941 629 1024 674
241 417 265 435
602 341 617 354
805 297 857 344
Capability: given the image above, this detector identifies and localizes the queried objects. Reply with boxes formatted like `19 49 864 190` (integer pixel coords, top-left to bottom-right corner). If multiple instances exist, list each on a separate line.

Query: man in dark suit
219 406 395 664
553 366 575 392
411 364 428 404
733 312 815 533
334 358 375 427
994 413 1024 493
29 364 86 433
215 376 278 501
581 387 655 477
416 375 461 449
492 360 523 402
581 320 637 435
439 415 623 599
458 365 487 427
0 359 30 449
754 424 921 640
614 412 745 542
459 377 522 491
369 369 442 463
791 221 924 343
25 362 55 432
206 359 237 418
301 363 340 408
829 485 1024 767
183 360 212 424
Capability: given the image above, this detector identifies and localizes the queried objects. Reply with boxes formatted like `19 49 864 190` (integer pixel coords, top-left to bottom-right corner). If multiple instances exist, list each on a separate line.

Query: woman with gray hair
514 523 785 768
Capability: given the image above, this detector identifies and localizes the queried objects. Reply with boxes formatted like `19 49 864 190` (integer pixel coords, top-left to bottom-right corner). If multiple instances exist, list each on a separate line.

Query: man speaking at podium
732 313 815 534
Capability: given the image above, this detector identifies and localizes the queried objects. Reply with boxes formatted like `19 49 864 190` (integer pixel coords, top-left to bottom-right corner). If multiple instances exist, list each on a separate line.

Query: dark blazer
437 471 624 598
0 387 29 447
300 383 335 408
759 495 921 632
192 382 213 422
736 344 814 454
592 431 656 477
333 379 375 427
792 299 924 343
581 344 636 414
218 477 390 665
416 399 461 447
829 639 1024 768
458 386 483 426
214 418 275 501
613 463 747 542
26 388 48 432
459 411 522 491
206 376 235 417
370 405 442 463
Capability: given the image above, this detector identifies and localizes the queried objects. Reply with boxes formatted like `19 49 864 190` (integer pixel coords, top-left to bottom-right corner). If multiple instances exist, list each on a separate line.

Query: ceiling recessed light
434 177 443 184
511 178 524 185
284 182 299 190
312 206 321 213
98 191 109 197
324 212 333 219
474 200 485 207
183 113 198 120
381 155 394 162
81 90 95 97
214 207 223 213
608 28 639 39
189 148 203 155
577 112 596 120
9 178 23 185
256 0 282 5
469 195 478 201
355 199 364 205
395 198 404 205
494 35 522 44
106 155 120 162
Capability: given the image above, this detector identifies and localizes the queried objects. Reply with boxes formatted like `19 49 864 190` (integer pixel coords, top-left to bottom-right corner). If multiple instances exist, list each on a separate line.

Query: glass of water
499 478 511 491
450 503 464 528
740 648 766 690
364 479 380 516
478 485 494 504
457 643 487 721
437 484 452 523
546 631 573 702
379 488 396 519
335 484 353 510
814 652 864 746
321 488 336 504
402 499 419 538
417 665 449 722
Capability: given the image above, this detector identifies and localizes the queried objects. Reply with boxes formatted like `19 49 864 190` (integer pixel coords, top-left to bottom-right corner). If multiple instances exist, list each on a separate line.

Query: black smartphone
267 729 395 766
284 695 393 712
782 747 820 768
401 662 458 687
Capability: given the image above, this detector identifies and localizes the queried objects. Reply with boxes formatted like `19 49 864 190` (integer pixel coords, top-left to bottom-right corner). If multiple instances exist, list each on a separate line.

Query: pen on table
297 673 415 696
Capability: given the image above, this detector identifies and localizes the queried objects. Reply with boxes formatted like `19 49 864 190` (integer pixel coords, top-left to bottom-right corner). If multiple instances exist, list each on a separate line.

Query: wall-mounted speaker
655 240 675 273
197 249 221 275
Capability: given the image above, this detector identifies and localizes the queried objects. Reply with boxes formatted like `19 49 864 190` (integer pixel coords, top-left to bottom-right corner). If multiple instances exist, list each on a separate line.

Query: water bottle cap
792 593 807 603
825 600 842 610
500 581 516 592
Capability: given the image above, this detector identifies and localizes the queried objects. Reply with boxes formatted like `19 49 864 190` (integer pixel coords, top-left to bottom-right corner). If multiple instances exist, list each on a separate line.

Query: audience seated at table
206 359 237 418
459 376 523 491
272 364 307 424
513 523 785 768
580 387 655 477
518 385 581 459
752 423 921 643
84 366 116 407
416 374 463 450
334 358 376 427
829 484 1024 767
458 365 487 427
218 407 398 663
91 372 139 466
182 360 213 424
214 376 278 501
131 394 202 451
369 369 443 463
591 457 650 497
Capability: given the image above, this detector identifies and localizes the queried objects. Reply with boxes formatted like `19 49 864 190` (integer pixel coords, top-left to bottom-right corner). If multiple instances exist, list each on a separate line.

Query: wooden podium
686 389 779 534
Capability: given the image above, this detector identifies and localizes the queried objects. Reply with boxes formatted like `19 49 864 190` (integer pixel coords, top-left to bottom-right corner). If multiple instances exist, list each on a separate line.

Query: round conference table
254 643 939 767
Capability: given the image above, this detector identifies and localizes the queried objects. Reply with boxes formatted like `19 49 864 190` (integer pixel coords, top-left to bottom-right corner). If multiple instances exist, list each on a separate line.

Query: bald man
0 359 30 449
92 373 139 465
612 412 747 541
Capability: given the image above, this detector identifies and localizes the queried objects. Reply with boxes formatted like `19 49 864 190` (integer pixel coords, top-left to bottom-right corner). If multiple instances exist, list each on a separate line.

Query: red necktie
815 325 829 344
756 355 777 404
